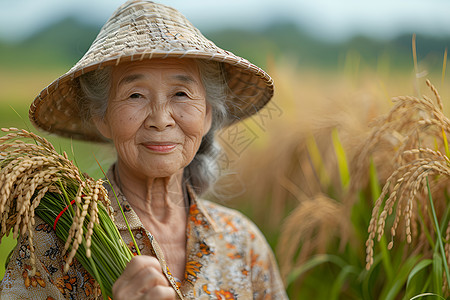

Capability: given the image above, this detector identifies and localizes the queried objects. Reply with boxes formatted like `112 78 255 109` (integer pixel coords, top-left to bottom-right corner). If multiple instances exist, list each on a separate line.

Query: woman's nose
144 103 175 131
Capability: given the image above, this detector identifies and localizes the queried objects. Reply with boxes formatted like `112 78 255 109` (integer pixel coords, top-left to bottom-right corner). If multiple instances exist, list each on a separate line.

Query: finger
114 266 167 299
144 285 177 300
114 270 166 300
113 256 169 299
136 265 169 294
121 256 162 280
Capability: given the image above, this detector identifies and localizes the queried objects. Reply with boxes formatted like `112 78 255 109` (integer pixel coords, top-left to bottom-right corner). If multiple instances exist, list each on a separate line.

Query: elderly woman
0 1 287 299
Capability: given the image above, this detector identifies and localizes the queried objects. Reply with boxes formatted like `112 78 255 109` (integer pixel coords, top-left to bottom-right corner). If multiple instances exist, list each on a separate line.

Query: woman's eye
175 91 187 97
129 93 142 99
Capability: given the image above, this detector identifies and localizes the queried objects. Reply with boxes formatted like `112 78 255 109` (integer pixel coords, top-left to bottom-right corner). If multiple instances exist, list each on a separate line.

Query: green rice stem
94 155 141 256
426 176 450 291
35 182 134 298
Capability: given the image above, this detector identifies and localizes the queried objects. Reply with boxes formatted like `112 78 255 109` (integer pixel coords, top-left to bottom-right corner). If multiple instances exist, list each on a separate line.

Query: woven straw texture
29 0 274 142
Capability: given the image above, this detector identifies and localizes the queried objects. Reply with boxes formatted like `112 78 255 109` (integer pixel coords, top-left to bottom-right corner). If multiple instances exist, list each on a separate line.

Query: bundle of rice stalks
364 80 450 288
0 128 134 299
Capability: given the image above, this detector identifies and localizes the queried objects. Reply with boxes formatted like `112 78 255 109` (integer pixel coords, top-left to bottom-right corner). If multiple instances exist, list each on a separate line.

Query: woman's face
94 58 212 179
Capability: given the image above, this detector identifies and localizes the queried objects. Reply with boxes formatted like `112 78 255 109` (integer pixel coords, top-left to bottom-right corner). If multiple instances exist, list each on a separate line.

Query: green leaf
442 127 450 158
306 135 330 187
381 255 421 300
409 293 446 300
361 254 382 299
286 254 348 287
405 259 432 297
426 177 450 290
329 265 358 300
332 128 350 190
432 253 443 295
407 259 433 287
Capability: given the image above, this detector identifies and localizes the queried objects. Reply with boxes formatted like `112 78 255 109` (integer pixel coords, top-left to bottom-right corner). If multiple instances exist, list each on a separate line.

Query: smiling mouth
143 143 178 153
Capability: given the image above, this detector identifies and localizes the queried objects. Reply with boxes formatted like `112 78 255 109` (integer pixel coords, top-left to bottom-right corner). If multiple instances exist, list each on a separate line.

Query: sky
0 0 449 42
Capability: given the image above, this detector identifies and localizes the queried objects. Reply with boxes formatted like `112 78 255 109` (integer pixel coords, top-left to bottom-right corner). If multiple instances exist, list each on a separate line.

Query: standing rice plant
208 55 450 298
275 79 450 299
268 75 450 298
276 129 368 300
365 80 450 297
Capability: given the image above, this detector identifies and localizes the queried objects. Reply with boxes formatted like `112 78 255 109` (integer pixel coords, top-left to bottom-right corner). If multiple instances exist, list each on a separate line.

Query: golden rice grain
0 128 113 274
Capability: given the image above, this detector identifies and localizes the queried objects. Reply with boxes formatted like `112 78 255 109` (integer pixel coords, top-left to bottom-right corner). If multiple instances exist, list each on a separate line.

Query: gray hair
77 59 229 195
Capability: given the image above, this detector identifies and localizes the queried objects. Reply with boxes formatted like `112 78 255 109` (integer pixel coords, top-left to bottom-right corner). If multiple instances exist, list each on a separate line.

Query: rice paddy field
1 36 450 299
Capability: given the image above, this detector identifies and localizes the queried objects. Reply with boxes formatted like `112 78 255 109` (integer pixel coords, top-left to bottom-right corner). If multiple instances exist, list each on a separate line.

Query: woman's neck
113 162 188 280
114 162 186 224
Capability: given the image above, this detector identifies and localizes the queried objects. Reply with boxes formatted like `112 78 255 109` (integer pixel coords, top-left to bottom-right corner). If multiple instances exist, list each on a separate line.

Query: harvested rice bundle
0 128 134 299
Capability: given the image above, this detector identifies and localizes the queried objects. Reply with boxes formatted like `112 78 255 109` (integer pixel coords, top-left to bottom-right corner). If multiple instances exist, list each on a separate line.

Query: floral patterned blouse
0 167 287 299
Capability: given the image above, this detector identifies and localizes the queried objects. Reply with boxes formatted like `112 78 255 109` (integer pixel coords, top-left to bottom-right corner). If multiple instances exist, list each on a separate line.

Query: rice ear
0 128 112 276
364 81 450 269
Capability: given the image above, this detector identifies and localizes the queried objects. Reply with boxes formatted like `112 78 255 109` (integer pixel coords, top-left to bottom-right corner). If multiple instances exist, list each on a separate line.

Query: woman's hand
112 256 177 300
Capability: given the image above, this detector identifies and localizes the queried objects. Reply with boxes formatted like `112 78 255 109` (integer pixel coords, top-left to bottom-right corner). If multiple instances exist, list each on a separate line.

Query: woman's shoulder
198 199 265 240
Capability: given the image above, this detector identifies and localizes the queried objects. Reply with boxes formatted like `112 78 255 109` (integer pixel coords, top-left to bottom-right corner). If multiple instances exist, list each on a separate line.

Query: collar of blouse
105 165 220 235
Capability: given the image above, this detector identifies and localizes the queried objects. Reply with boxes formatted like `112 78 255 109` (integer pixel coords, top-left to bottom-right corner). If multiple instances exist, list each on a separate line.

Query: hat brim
29 1 274 142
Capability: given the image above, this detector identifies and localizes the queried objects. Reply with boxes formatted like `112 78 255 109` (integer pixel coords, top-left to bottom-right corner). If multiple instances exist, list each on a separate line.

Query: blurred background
1 0 450 298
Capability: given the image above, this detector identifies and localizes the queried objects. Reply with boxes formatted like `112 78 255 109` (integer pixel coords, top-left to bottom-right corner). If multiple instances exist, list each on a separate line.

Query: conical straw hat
29 0 274 142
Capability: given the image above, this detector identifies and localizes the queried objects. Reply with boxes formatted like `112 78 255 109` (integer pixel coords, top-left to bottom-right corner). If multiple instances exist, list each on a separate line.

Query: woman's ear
92 116 112 140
